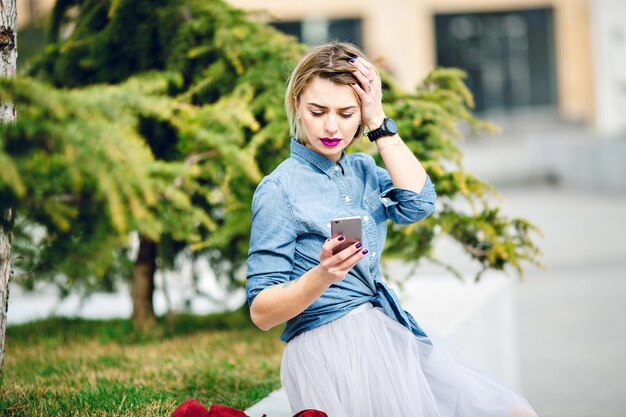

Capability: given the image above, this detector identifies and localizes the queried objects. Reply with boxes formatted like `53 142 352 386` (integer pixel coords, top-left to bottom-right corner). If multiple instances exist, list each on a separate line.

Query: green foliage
1 310 283 416
24 0 304 288
2 0 542 298
1 75 200 285
0 71 263 287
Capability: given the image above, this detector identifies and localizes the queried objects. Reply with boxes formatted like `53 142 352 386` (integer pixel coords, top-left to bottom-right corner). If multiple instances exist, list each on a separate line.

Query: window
271 17 362 48
435 8 557 113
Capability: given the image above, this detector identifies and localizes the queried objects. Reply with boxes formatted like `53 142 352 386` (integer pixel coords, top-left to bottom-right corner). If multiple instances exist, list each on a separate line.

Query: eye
340 113 354 119
309 111 324 117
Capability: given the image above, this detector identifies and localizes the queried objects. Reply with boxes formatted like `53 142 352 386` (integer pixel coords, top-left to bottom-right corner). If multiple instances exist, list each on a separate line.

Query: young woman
246 42 538 417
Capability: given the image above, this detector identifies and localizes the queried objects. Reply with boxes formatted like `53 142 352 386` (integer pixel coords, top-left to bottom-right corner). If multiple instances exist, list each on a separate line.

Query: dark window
271 18 363 49
435 8 557 113
271 21 302 41
328 18 362 48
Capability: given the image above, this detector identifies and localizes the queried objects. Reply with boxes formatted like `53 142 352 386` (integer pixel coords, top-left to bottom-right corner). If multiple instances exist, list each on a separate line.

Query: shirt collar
290 138 346 176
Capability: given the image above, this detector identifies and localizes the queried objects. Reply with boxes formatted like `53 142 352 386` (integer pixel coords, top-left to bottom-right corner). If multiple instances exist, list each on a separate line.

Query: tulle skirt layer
281 305 537 417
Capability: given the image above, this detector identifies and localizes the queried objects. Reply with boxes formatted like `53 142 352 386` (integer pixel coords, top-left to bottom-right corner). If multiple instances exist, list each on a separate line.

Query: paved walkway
499 186 626 417
441 116 626 416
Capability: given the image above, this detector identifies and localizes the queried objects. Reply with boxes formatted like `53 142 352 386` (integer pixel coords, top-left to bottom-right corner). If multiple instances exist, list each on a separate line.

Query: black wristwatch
366 118 398 142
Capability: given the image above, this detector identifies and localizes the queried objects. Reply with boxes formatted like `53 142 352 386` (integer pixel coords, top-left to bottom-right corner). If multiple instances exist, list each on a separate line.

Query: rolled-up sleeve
246 179 298 306
377 167 437 224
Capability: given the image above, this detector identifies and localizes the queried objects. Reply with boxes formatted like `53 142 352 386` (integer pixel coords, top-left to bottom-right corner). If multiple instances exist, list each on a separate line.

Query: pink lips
320 137 342 147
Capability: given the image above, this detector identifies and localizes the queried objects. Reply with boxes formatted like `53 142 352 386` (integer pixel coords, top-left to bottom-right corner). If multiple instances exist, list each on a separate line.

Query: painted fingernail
348 57 356 63
362 249 369 255
338 235 345 241
355 242 363 249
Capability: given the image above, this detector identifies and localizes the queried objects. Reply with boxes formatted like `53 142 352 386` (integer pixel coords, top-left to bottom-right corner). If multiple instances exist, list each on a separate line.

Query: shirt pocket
364 189 386 223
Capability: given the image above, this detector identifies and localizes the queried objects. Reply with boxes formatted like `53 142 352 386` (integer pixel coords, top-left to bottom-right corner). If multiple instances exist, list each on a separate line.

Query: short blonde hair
285 42 370 146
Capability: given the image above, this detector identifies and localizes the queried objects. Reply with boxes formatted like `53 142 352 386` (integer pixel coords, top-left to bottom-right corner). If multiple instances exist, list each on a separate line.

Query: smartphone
330 216 363 255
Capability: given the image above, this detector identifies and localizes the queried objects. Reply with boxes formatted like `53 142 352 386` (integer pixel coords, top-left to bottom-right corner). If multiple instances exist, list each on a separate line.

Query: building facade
228 0 625 136
17 0 626 136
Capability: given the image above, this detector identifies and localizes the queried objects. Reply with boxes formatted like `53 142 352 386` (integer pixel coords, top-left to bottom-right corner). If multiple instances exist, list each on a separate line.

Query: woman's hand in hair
348 57 385 130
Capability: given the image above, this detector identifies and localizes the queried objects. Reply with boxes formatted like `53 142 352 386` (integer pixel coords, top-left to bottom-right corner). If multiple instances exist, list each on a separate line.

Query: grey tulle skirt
281 304 537 417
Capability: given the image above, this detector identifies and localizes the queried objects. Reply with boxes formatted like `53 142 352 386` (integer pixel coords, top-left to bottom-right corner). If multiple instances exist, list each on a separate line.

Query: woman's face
296 76 362 162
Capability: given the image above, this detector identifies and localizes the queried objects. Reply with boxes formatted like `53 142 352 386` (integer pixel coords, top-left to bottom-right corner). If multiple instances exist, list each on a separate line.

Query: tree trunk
131 235 157 331
0 209 14 375
0 0 17 376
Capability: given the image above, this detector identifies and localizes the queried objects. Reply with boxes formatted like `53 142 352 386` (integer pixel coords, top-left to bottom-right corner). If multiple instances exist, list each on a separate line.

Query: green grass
0 309 284 416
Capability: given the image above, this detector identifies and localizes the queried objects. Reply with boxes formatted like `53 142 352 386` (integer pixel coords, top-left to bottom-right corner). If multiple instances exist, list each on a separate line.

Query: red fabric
208 404 251 417
292 410 328 417
171 399 326 417
171 399 210 417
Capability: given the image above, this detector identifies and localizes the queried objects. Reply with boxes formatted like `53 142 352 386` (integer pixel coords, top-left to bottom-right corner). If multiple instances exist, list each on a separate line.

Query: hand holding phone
330 216 363 255
316 216 367 285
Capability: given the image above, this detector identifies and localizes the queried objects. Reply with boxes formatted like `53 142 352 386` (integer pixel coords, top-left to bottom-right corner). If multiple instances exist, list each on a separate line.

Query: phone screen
330 216 363 254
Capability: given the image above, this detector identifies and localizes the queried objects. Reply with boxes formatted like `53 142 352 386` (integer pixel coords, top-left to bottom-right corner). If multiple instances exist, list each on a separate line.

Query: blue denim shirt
246 138 437 342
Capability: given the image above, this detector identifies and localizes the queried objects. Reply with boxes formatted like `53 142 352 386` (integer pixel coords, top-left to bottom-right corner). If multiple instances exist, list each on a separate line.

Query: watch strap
366 118 395 142
367 126 385 141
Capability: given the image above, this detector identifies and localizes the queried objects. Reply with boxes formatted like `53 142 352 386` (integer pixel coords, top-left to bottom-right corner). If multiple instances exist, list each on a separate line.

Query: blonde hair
285 42 370 146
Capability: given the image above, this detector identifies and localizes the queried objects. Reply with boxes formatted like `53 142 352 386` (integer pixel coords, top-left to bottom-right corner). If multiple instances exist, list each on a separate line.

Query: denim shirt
246 138 437 343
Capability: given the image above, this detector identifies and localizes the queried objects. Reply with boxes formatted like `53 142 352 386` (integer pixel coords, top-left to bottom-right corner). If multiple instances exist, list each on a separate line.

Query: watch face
384 118 398 135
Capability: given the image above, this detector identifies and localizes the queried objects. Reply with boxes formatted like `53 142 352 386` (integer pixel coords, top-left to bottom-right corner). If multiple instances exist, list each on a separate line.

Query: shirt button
371 252 377 258
363 216 370 222
334 165 340 171
344 196 351 202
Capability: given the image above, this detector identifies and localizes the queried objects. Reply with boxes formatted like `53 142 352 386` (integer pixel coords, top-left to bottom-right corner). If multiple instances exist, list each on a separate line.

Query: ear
294 96 301 119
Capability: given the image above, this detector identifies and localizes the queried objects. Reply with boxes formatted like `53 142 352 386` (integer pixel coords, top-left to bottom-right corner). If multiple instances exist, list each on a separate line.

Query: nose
324 114 338 135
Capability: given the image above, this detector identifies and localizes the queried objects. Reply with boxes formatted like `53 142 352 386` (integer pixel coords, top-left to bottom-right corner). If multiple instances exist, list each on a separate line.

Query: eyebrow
307 102 358 111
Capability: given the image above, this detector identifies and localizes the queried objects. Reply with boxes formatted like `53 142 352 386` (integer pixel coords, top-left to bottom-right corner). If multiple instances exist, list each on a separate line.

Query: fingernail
355 242 362 249
325 238 330 242
338 235 345 241
362 249 369 255
348 57 356 63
